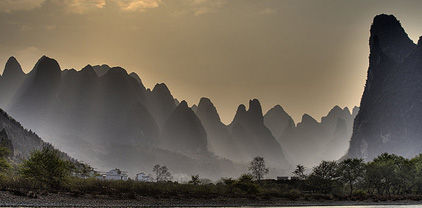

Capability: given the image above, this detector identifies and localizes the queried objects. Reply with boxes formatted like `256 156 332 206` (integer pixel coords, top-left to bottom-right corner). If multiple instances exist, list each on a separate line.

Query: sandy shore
1 190 422 207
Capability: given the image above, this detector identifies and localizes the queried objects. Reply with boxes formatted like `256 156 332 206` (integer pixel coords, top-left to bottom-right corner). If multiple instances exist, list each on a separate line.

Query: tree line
3 144 422 201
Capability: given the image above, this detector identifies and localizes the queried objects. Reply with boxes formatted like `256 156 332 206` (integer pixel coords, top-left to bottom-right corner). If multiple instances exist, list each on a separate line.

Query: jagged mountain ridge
264 105 358 167
0 54 359 178
0 56 292 179
348 14 422 160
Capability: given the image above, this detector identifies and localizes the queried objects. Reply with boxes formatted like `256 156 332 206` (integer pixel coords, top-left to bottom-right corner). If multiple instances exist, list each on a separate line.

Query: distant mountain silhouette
147 83 177 128
274 106 357 167
196 97 240 160
0 57 261 179
229 99 290 168
0 57 26 108
9 56 61 123
264 105 295 139
1 55 361 178
162 100 208 155
348 14 422 160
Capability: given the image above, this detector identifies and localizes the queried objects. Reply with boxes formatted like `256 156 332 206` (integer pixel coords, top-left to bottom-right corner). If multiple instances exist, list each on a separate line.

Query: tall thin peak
273 104 284 111
301 113 318 124
372 14 401 28
248 99 263 115
33 56 61 73
198 97 213 107
179 100 188 108
3 56 25 78
237 104 246 113
370 14 415 62
343 107 351 116
129 72 143 84
153 83 171 94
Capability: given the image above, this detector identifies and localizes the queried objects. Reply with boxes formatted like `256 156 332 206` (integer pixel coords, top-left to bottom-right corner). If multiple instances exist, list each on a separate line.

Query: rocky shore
1 190 422 207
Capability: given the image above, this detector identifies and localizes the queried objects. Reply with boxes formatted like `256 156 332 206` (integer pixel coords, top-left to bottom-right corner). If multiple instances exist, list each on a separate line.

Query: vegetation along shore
2 145 422 206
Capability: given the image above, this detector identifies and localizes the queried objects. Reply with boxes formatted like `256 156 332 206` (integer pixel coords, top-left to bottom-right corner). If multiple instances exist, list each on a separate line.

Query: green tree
0 144 11 172
19 146 72 189
293 164 307 180
307 160 339 194
364 153 399 195
153 164 172 182
338 158 365 195
248 156 269 181
233 173 259 194
72 162 94 178
411 154 422 194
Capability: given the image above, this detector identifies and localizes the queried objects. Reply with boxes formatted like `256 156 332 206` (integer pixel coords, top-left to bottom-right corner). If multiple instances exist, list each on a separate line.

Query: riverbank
2 190 422 207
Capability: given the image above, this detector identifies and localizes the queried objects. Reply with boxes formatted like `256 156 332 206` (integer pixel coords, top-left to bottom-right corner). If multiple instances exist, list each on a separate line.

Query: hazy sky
1 0 422 124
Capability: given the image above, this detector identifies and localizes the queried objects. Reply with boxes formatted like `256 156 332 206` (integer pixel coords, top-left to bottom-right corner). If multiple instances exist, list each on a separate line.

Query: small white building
136 172 153 182
102 168 129 181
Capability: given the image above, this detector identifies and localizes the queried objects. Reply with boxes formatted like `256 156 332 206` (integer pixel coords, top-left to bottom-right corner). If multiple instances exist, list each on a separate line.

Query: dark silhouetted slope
147 83 177 128
0 57 26 108
229 99 290 168
264 105 295 139
9 56 62 122
348 14 422 160
277 106 357 167
162 101 208 155
196 97 240 160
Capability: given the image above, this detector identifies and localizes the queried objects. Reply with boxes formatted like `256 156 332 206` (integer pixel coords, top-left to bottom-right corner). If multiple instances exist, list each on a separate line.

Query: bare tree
153 164 172 182
248 156 269 181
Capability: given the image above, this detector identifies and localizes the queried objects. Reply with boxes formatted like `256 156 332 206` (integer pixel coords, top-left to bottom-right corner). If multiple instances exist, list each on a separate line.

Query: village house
98 168 129 181
135 172 153 182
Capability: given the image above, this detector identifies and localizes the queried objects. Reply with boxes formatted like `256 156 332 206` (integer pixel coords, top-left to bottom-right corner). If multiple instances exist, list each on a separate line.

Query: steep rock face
161 101 208 155
147 83 177 128
348 14 422 160
229 99 290 168
264 105 295 139
369 14 416 62
196 97 239 160
0 57 26 108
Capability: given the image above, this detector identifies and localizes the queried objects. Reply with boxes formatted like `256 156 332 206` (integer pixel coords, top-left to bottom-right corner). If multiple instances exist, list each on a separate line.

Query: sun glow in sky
1 0 422 124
